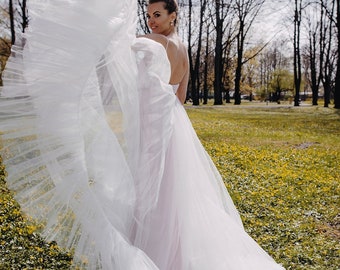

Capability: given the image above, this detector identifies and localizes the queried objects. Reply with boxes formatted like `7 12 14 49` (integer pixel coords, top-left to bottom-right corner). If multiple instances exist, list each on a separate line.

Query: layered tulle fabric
1 0 284 269
0 0 159 269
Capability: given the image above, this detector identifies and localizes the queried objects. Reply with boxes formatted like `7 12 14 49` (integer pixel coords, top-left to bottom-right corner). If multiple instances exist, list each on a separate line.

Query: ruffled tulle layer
0 1 159 269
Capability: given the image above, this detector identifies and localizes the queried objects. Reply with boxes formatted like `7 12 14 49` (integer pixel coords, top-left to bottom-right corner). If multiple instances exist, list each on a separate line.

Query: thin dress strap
165 38 170 51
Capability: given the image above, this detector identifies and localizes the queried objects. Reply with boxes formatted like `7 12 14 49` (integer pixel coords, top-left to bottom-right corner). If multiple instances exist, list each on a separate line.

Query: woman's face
147 2 176 36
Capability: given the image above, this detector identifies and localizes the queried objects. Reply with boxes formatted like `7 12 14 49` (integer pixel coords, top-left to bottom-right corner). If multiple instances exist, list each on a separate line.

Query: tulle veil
0 0 169 268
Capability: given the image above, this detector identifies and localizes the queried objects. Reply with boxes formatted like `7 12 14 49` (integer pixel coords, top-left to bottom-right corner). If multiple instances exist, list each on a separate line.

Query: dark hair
148 0 178 25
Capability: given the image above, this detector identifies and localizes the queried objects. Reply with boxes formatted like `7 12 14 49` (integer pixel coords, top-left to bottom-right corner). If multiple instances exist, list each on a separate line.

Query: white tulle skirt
0 0 284 269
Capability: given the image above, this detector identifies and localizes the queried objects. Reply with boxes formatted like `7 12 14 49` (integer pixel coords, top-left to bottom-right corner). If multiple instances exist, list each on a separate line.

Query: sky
252 1 292 42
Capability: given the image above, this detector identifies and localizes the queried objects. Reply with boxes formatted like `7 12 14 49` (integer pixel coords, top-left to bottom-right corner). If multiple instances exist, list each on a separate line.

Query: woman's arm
176 66 189 104
175 47 189 104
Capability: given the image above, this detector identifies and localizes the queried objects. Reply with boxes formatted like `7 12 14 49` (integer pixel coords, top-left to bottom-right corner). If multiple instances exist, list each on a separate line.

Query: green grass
0 158 73 269
186 103 340 269
1 103 339 269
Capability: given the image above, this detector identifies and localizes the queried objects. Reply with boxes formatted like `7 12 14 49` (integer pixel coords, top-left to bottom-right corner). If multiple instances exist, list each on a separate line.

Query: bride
0 0 285 269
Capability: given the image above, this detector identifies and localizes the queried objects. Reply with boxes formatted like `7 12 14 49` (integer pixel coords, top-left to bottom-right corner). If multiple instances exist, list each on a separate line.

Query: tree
18 0 29 33
269 69 294 101
201 22 216 104
213 0 224 105
334 0 340 108
233 0 265 105
137 0 149 34
9 0 15 45
293 0 302 106
258 39 291 102
304 3 322 106
1 0 29 44
202 24 210 104
242 46 261 100
187 0 208 105
212 0 235 105
319 0 336 107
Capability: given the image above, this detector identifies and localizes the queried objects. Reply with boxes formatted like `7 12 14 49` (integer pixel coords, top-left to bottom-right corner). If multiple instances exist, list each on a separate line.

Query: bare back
166 37 188 85
142 33 189 104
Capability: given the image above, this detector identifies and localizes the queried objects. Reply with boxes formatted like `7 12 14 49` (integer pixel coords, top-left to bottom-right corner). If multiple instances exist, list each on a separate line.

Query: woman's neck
163 28 176 37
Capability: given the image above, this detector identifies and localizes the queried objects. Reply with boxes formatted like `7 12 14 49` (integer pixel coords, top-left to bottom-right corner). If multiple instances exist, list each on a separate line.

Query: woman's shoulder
167 37 188 65
141 33 169 49
139 33 186 53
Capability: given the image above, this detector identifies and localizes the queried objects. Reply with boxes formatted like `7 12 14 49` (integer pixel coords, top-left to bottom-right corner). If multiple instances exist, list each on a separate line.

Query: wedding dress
0 0 284 269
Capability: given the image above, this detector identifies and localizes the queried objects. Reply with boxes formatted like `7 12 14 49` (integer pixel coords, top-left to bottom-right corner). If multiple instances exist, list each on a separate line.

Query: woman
0 0 284 269
132 1 285 270
143 0 189 104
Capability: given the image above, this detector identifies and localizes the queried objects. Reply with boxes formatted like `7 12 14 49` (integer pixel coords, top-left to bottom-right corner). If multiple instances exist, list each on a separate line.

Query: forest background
0 0 340 108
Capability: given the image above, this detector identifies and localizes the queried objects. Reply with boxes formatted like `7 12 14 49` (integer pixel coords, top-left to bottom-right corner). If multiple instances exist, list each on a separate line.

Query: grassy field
186 103 340 269
1 102 339 269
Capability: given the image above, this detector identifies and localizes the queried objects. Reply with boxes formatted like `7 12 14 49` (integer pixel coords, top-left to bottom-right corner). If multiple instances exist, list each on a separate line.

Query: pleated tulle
0 1 158 269
1 0 284 269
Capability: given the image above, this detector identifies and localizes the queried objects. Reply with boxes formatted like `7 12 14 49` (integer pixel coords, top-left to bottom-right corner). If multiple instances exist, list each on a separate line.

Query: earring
170 21 174 26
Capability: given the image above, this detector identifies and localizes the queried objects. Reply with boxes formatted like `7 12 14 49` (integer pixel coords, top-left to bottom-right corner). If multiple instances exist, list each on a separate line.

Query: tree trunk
19 0 29 33
293 0 302 107
321 0 335 108
191 0 207 106
187 0 197 104
9 0 15 45
203 25 209 105
324 78 331 107
334 0 340 108
309 32 318 106
214 0 223 105
234 28 243 105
